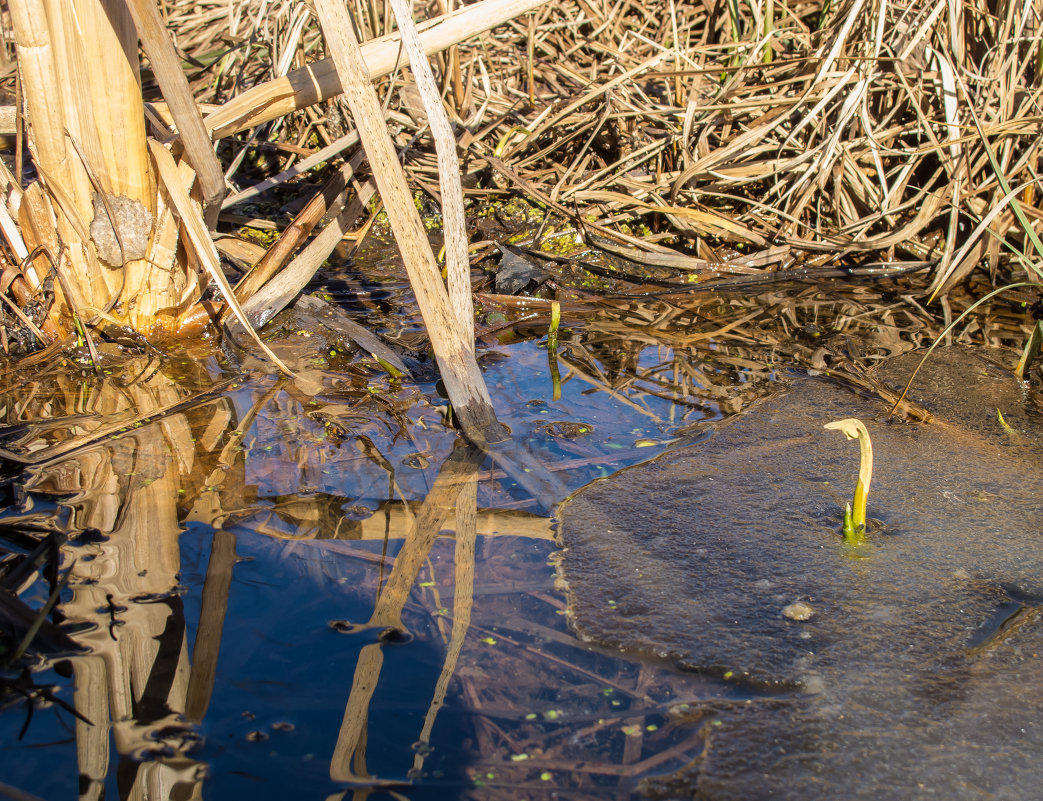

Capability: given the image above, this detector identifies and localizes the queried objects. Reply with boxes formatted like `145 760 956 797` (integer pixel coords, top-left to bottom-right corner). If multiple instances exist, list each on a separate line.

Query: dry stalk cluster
0 0 1038 371
445 0 1041 299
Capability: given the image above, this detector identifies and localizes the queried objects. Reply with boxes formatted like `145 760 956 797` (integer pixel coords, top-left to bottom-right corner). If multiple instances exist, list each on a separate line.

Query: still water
0 273 1031 799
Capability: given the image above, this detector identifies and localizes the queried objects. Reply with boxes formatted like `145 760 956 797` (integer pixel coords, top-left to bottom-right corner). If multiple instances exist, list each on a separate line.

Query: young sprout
547 300 561 350
824 418 873 545
547 301 562 400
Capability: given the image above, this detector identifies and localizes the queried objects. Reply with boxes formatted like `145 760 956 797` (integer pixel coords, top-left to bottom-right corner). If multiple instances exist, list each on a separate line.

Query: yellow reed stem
824 418 873 543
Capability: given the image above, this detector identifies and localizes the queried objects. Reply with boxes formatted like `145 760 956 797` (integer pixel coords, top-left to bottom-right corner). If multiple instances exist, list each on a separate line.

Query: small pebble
782 601 814 621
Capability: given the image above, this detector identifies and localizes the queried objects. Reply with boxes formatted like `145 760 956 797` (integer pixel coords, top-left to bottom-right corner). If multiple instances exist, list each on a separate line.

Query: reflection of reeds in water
0 278 1034 798
0 345 717 797
0 349 554 792
544 281 1036 427
329 443 484 783
1 356 222 799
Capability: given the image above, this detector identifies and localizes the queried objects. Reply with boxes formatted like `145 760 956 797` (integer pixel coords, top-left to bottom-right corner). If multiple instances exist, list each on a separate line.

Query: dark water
0 268 1033 800
0 324 740 799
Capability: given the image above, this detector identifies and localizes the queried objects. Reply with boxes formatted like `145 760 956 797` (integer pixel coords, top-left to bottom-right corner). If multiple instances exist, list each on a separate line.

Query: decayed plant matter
0 0 1040 356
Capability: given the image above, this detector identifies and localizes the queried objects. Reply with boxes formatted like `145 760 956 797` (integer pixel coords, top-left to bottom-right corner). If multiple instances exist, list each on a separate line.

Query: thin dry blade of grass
388 0 473 341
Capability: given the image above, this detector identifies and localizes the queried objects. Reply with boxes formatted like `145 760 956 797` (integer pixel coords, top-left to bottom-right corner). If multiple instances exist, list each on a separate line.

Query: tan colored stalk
10 0 182 332
388 0 473 340
59 0 153 321
123 0 225 227
312 0 501 442
9 0 96 313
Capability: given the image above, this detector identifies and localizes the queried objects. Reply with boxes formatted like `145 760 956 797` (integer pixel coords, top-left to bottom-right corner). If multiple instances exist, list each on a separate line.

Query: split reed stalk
10 0 177 332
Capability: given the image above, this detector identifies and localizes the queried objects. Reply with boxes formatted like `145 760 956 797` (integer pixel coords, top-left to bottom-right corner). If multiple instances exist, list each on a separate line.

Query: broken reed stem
387 0 474 342
240 156 374 330
232 159 355 303
312 0 501 442
148 138 297 377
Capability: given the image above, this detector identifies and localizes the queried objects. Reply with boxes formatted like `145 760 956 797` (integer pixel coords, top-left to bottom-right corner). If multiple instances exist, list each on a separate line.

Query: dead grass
0 0 1040 354
181 0 1043 294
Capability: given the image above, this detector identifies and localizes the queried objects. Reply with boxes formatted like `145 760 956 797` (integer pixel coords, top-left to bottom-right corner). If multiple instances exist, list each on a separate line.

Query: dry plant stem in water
311 0 501 442
824 418 873 545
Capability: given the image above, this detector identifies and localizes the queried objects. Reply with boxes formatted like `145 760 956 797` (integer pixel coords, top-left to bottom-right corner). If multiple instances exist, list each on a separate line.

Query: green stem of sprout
548 300 561 400
548 300 560 349
761 0 774 64
824 418 873 545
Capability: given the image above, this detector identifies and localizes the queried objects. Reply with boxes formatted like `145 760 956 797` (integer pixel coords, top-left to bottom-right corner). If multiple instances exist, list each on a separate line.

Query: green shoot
824 418 873 545
548 301 562 400
725 0 741 42
816 0 832 30
762 0 774 63
548 300 561 350
376 356 406 380
493 126 532 158
842 503 855 542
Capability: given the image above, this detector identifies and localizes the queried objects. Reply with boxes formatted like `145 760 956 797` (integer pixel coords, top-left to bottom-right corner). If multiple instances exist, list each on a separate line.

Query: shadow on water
0 273 1034 799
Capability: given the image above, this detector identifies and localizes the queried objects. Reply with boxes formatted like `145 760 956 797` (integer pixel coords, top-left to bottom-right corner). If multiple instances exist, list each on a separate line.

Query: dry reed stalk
238 190 371 329
312 0 502 443
388 0 473 341
236 155 375 330
56 0 156 319
124 0 225 227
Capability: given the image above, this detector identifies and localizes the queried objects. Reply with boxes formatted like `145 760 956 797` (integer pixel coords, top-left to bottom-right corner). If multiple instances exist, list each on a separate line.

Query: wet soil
558 346 1043 800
